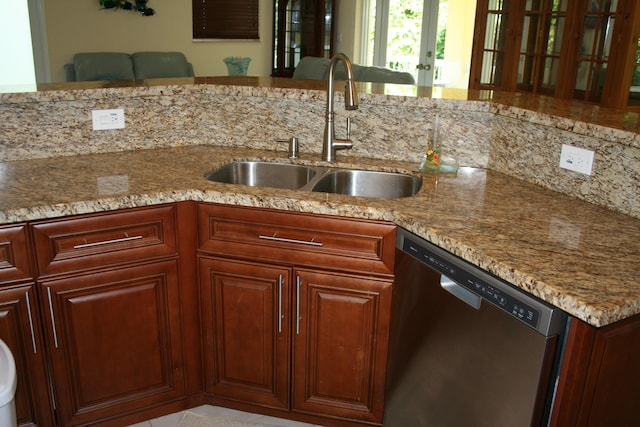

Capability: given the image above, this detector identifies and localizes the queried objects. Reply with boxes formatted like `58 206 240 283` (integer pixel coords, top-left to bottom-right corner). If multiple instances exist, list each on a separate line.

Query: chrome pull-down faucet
322 53 359 162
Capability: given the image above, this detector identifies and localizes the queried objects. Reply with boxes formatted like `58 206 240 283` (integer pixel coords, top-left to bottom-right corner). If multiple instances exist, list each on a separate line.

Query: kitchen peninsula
0 78 638 426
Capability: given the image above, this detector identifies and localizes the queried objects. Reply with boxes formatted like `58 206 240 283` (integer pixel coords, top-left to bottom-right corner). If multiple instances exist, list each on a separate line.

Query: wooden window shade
193 0 259 40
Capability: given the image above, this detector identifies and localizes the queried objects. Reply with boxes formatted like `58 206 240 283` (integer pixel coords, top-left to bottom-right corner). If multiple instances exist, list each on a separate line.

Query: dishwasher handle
440 276 481 309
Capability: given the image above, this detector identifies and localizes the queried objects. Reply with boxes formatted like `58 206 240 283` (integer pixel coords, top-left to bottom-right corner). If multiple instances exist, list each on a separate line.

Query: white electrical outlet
559 144 594 175
92 109 125 130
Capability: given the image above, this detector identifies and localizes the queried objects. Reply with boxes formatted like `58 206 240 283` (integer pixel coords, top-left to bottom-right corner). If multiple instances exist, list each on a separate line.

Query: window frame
193 0 259 40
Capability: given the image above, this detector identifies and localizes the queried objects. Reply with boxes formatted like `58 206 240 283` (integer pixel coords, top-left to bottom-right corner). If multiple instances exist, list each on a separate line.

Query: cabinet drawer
0 224 32 284
197 204 396 275
32 205 177 276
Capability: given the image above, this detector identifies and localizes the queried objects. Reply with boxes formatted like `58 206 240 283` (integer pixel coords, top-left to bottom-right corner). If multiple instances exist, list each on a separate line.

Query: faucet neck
322 54 359 162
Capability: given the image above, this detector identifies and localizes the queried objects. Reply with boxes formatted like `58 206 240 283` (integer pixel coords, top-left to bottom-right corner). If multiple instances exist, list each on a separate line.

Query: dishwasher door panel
384 250 559 427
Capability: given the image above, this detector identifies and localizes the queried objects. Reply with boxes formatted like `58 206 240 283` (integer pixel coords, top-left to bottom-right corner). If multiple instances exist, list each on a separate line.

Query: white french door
362 0 477 89
370 0 441 86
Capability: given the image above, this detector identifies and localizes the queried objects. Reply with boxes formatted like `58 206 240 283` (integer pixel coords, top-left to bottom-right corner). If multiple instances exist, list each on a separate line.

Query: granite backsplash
0 82 637 218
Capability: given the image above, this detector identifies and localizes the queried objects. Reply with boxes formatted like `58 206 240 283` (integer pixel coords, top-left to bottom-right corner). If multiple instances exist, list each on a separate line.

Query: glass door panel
628 36 640 106
574 0 618 102
517 0 567 93
479 2 511 86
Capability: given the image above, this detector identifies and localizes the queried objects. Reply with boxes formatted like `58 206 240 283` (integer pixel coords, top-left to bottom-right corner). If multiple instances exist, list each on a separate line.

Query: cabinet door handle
278 274 283 334
296 276 301 335
73 234 143 249
46 287 59 348
25 291 38 354
259 233 323 247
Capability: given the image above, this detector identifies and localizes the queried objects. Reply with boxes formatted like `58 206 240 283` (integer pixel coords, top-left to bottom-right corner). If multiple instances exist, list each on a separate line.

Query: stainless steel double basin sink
205 161 422 199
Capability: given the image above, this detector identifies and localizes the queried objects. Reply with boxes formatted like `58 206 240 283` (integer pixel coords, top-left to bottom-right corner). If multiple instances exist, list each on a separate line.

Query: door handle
296 276 301 335
440 276 481 309
25 291 38 354
46 287 60 348
278 274 283 333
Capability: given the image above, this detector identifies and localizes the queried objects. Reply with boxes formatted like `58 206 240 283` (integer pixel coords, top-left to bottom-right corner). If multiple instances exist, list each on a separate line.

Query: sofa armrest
64 64 76 82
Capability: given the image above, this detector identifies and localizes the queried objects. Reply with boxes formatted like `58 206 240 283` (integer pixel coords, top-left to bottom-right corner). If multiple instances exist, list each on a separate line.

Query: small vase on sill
223 57 251 76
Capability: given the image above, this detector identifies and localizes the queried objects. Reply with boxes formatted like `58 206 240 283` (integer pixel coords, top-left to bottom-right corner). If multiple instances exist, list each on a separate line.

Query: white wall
1 0 37 91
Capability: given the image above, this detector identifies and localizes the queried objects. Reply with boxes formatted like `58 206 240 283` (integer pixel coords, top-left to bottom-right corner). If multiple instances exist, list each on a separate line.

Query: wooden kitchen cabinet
0 224 54 427
197 204 395 425
292 269 391 423
199 257 291 410
32 205 188 426
550 314 640 426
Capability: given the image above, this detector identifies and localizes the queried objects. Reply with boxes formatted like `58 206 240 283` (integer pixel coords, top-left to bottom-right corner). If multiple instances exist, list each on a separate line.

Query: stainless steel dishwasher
384 228 570 427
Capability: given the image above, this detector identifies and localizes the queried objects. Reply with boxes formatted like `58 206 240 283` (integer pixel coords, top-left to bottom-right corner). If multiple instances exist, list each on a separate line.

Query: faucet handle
276 137 299 158
346 117 352 140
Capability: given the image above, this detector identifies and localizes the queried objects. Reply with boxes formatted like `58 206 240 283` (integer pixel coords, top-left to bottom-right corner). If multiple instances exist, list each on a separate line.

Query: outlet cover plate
92 109 125 130
559 144 594 175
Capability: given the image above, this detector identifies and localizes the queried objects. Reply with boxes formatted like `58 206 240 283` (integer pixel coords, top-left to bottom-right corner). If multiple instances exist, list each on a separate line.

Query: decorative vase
223 57 251 76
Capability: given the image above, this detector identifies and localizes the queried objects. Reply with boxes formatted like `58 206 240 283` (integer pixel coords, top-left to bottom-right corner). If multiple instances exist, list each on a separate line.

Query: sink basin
311 169 422 198
205 161 316 190
206 161 422 198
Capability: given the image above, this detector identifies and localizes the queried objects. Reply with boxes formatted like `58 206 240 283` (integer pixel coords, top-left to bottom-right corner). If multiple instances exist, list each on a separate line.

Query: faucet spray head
345 79 359 110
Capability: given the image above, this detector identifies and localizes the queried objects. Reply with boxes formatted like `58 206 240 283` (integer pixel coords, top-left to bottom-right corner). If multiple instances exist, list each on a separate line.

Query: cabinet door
40 260 185 426
0 284 54 427
199 256 291 410
292 269 392 424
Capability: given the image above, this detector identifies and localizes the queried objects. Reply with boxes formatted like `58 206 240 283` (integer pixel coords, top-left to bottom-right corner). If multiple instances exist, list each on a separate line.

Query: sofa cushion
292 56 415 85
73 52 135 81
132 52 194 79
358 65 415 84
292 56 330 80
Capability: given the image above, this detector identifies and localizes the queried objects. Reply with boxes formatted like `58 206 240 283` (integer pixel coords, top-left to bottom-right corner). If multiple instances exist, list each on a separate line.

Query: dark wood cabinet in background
272 0 335 77
470 0 640 109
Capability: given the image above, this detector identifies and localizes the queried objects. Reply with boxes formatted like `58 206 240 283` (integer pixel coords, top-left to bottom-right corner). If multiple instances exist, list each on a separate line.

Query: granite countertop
0 145 638 328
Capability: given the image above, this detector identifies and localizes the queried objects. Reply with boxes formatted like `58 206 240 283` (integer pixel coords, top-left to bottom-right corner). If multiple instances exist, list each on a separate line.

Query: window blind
193 0 259 40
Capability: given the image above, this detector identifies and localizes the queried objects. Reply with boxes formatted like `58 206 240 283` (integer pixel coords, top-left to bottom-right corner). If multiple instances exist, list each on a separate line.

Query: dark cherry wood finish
293 269 392 423
200 257 291 409
2 201 639 426
0 224 55 427
550 314 640 427
29 203 197 427
197 204 395 425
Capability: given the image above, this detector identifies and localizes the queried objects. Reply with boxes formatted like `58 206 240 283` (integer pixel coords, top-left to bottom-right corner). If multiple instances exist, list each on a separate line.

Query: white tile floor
127 404 323 427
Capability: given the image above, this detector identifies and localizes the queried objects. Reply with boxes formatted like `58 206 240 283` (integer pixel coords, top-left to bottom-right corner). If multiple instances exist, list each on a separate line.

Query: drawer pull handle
73 234 144 249
259 233 323 247
26 291 38 354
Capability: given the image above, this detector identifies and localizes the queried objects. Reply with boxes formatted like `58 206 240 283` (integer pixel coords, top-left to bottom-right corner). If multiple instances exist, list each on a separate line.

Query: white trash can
0 339 17 427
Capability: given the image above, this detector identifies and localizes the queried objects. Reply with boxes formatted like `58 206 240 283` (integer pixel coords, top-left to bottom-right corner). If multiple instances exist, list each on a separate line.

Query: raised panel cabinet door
40 260 185 427
199 256 291 410
0 284 54 427
292 269 393 424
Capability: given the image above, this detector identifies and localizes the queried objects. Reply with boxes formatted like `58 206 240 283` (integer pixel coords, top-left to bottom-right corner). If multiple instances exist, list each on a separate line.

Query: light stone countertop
0 145 638 328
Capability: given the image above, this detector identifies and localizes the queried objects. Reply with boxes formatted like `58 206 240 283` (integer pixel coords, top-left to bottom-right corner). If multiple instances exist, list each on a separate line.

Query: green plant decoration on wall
99 0 155 16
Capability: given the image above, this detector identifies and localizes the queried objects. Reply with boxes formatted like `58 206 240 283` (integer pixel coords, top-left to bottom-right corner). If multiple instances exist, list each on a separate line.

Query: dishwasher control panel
402 236 541 330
